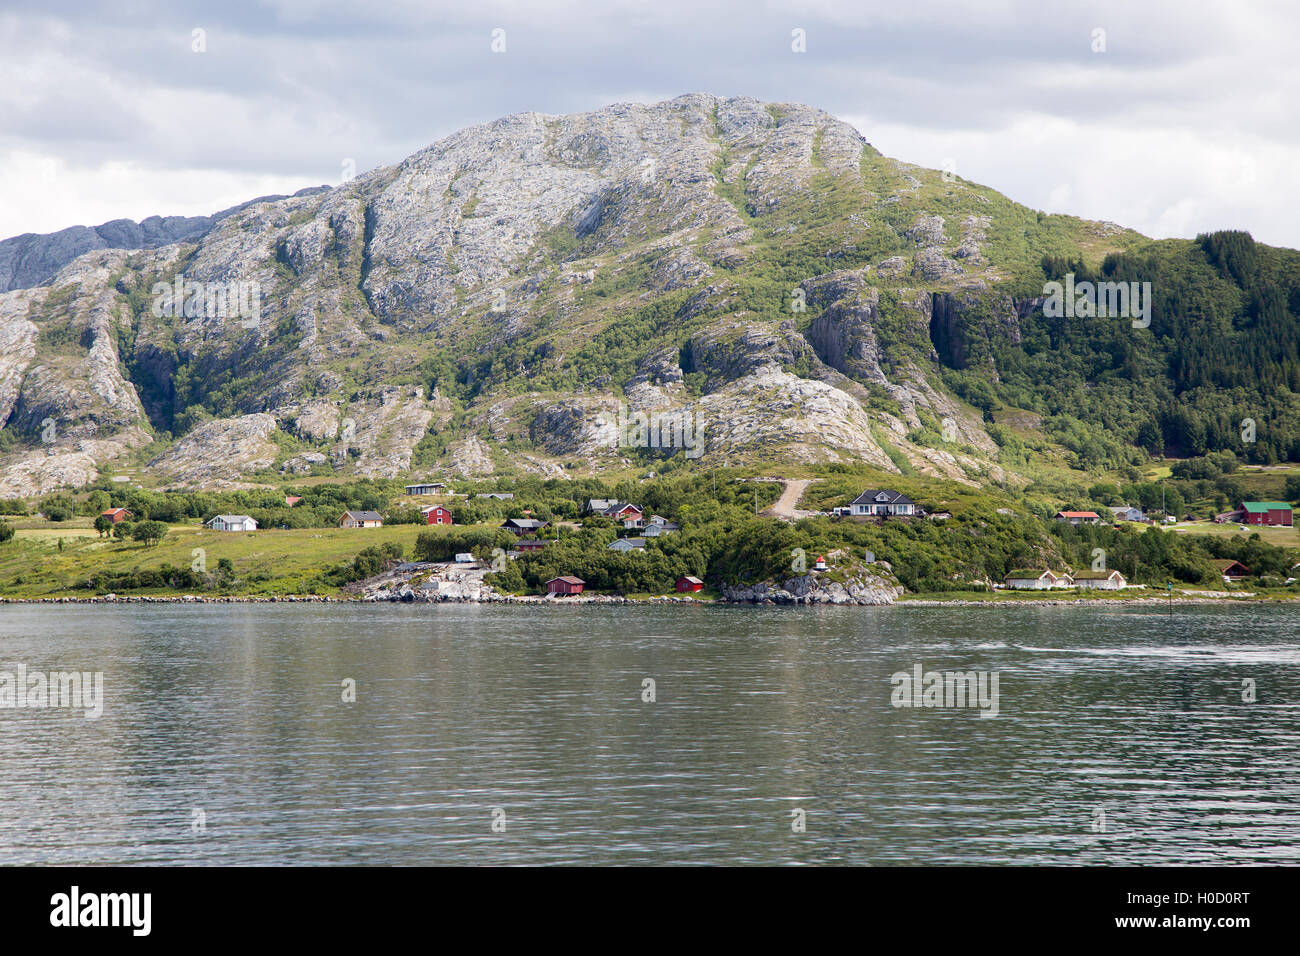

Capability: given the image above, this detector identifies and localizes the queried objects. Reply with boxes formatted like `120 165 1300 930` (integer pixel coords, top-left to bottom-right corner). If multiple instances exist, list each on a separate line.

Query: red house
423 505 454 526
675 575 704 593
100 508 132 523
1239 502 1293 527
546 576 585 596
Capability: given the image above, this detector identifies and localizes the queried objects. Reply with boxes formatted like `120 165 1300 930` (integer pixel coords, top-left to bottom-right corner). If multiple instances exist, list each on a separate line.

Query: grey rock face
0 187 328 293
0 93 1043 497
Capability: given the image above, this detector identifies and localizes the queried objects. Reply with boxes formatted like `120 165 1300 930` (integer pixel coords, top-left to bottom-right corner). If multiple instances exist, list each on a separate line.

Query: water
1 603 1297 865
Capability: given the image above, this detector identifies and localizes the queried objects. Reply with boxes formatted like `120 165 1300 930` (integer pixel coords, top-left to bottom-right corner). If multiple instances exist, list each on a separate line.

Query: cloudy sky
2 0 1297 247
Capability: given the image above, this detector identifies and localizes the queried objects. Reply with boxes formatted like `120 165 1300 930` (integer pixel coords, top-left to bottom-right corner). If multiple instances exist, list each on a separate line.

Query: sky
1 0 1297 247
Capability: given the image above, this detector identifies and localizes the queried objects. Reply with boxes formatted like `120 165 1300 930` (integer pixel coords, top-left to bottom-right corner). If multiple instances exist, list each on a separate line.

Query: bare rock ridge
0 187 330 294
0 93 1142 496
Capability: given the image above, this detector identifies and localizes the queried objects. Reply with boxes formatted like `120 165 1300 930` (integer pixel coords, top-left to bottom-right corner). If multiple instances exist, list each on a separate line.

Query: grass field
0 521 444 598
1167 520 1299 547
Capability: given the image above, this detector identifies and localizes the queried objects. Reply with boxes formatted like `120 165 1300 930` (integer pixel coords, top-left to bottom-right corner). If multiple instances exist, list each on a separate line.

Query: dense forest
937 230 1300 471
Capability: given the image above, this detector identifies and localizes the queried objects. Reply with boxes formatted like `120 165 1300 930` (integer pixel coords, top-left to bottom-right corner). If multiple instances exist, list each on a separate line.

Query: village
129 481 1289 601
5 468 1296 602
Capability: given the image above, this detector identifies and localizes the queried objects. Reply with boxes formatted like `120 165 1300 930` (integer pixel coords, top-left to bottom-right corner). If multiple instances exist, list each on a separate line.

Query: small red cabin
517 539 548 551
676 575 704 593
424 506 454 526
546 576 585 596
100 508 132 523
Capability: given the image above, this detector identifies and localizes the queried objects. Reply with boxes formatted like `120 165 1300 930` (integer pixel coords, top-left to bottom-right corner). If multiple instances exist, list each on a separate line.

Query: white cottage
207 514 258 532
849 489 916 517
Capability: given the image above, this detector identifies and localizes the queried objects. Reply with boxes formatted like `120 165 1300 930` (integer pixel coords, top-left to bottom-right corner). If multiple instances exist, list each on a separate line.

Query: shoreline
0 593 1294 607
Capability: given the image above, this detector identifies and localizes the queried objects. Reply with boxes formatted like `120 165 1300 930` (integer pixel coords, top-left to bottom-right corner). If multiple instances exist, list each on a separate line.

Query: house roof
1241 501 1292 512
284 496 302 506
547 576 584 586
678 575 704 585
607 538 646 549
601 502 643 515
101 508 130 516
1057 511 1101 518
1070 569 1122 580
1006 569 1057 579
1211 559 1249 572
341 510 383 521
850 489 914 505
209 514 256 523
503 517 548 529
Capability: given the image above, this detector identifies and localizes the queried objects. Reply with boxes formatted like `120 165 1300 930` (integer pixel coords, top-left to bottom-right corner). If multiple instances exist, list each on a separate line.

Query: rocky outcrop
147 413 278 485
722 564 904 605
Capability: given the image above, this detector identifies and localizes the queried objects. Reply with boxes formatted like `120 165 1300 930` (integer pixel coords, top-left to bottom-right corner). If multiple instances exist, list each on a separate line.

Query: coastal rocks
722 566 903 605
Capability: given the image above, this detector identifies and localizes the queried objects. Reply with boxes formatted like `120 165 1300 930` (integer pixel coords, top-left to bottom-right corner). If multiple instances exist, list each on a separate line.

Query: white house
849 490 916 517
1071 569 1127 590
207 514 258 532
1004 569 1071 590
1108 506 1146 522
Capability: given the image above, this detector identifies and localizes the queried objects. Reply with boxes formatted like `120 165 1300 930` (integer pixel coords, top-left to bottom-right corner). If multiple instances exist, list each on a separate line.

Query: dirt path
763 478 814 520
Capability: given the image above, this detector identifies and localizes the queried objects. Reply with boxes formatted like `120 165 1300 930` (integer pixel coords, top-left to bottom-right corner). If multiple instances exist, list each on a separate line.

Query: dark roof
342 510 383 521
547 576 584 586
850 489 914 505
502 517 549 529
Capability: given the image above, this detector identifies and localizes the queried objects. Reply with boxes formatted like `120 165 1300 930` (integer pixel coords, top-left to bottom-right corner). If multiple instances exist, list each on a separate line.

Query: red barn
100 508 132 523
423 506 454 526
1239 502 1293 527
546 576 585 596
676 575 704 592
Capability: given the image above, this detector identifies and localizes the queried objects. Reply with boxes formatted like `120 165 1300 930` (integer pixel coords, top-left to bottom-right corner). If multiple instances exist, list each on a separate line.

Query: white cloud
0 0 1297 248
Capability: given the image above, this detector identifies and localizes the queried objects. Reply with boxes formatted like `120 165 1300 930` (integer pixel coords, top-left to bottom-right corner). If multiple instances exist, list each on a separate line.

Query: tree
112 521 133 541
131 520 168 547
93 514 115 537
0 521 13 544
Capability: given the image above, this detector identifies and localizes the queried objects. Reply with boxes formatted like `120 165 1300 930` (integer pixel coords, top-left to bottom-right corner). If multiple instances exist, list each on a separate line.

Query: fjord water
1 604 1297 865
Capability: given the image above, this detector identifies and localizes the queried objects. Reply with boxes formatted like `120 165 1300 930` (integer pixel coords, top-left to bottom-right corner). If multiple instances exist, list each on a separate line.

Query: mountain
0 93 1297 499
0 187 330 294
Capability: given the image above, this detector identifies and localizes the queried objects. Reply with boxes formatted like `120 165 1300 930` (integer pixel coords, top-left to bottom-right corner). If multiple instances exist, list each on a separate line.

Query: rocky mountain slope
2 92 1282 498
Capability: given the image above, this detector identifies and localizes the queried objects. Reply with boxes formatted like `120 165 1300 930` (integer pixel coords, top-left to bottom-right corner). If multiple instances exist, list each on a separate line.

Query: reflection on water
0 603 1296 865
